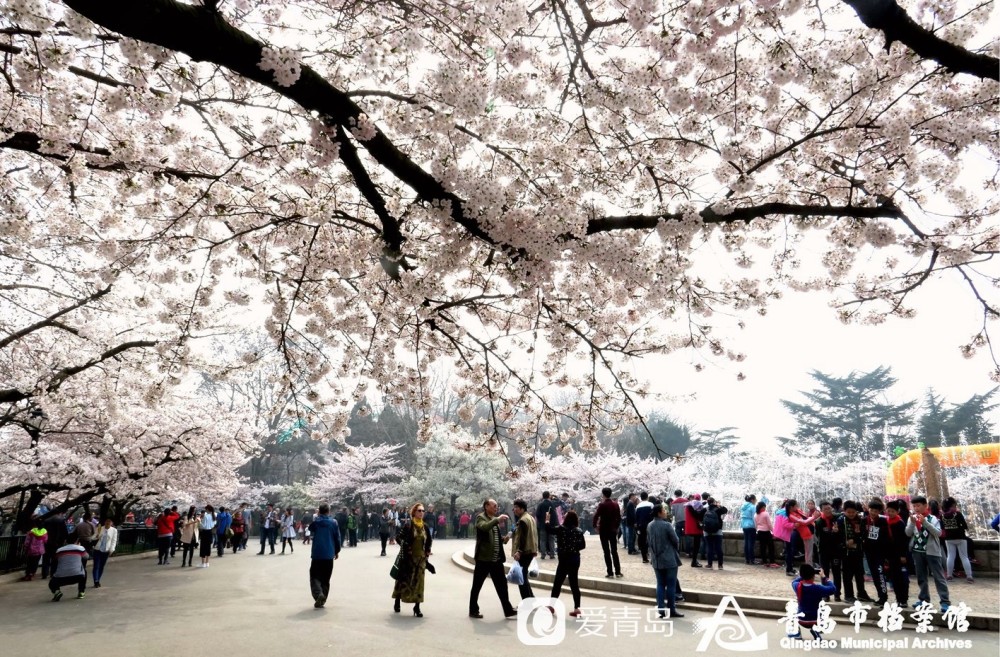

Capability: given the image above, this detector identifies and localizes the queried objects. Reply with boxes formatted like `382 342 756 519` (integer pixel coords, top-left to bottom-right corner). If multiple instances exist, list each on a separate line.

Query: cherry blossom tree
0 0 996 469
0 371 257 528
276 481 318 512
307 442 406 508
516 449 675 505
401 427 513 517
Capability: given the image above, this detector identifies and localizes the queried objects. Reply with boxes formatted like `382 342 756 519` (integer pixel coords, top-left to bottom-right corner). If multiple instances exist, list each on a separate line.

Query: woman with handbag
391 502 433 617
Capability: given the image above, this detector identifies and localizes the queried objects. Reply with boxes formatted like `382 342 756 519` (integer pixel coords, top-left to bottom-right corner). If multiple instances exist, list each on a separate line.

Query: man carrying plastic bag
506 560 525 585
511 499 539 600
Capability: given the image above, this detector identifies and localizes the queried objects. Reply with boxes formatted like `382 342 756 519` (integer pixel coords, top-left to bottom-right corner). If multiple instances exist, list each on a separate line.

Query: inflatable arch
885 443 1000 497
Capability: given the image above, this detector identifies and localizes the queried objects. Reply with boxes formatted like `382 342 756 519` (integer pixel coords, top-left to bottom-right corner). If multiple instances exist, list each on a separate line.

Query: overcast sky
643 273 998 450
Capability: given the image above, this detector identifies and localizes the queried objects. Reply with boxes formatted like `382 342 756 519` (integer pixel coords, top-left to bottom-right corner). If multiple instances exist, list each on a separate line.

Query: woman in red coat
684 494 705 568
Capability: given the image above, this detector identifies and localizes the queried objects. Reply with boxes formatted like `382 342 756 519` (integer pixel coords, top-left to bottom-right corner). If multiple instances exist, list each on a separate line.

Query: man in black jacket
814 501 844 602
535 492 556 559
594 488 623 578
864 498 892 605
634 493 654 562
624 493 638 555
883 500 909 606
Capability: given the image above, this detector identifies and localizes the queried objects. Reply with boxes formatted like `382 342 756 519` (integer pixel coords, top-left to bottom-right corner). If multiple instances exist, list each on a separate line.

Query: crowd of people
12 488 996 631
462 487 992 627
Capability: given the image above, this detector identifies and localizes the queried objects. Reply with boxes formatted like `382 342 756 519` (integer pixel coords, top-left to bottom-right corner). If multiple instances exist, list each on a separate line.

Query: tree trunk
14 489 45 533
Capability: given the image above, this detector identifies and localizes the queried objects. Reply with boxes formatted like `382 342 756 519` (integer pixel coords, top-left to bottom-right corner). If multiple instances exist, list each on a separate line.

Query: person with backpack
669 491 688 554
703 498 728 569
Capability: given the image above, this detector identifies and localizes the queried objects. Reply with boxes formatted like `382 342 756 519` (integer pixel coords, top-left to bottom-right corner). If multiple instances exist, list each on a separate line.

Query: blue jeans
653 567 678 613
624 526 636 553
92 550 111 584
742 528 756 563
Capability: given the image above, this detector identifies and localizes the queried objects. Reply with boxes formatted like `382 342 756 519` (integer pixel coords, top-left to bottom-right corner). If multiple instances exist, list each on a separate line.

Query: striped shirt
53 544 88 578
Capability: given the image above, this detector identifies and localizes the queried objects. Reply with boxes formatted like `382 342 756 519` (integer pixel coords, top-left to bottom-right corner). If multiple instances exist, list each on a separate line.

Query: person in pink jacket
21 518 48 581
754 502 777 567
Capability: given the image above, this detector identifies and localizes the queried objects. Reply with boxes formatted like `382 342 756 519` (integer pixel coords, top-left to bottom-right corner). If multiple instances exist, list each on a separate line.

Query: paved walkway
0 538 996 656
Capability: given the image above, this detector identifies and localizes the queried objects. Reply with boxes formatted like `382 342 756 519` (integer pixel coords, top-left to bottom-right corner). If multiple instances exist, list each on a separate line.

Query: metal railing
0 526 159 574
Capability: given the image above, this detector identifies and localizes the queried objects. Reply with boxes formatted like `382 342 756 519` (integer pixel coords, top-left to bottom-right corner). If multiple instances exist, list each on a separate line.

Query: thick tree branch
585 200 905 235
331 123 409 279
842 0 998 80
63 0 515 256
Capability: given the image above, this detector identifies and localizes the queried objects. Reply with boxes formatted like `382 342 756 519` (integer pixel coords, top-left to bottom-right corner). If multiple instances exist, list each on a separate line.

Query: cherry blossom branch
841 0 998 80
62 0 513 255
542 301 669 459
0 130 220 181
0 284 111 351
346 89 545 195
331 123 408 278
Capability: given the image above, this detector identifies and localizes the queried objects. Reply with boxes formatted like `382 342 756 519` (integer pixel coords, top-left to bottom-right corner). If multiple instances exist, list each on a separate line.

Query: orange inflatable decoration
885 443 1000 497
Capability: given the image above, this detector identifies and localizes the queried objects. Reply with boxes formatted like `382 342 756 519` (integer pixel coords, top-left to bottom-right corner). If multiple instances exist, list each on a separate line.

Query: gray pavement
0 538 997 656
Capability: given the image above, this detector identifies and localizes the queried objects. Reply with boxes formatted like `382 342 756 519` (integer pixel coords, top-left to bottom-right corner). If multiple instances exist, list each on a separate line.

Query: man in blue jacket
215 507 233 557
309 504 342 608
